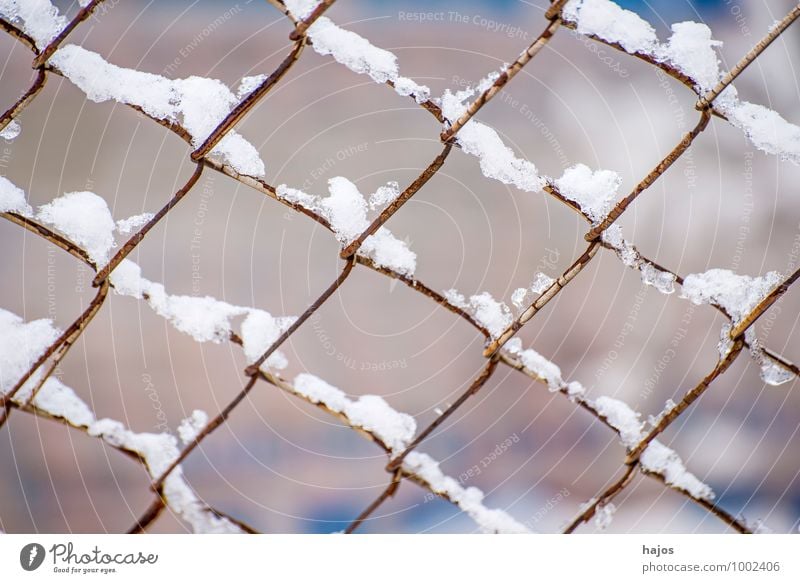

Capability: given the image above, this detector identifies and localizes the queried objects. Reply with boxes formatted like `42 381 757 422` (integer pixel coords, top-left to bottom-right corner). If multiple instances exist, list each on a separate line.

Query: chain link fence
1 0 799 533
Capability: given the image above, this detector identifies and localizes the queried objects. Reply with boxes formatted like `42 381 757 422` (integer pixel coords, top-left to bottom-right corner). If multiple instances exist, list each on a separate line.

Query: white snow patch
403 452 530 533
640 439 715 501
555 163 620 224
603 225 676 294
276 179 417 275
36 191 116 265
519 347 563 392
110 260 292 366
1 120 21 141
115 212 154 235
293 373 416 453
240 310 296 370
360 227 417 277
681 268 780 323
284 0 321 20
563 0 660 55
440 89 545 193
594 502 616 530
531 272 555 294
0 0 67 48
593 395 644 448
50 45 265 177
177 410 208 444
744 329 795 387
0 309 61 394
236 74 267 99
0 175 32 215
307 17 430 103
468 292 513 339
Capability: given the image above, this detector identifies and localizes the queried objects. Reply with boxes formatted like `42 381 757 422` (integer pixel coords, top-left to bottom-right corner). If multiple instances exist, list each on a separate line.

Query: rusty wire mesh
1 0 799 534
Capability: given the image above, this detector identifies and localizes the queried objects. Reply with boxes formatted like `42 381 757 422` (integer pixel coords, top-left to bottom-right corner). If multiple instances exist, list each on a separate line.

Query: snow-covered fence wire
1 0 799 533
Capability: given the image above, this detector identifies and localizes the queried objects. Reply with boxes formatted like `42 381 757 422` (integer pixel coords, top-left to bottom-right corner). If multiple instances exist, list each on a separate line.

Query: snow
359 227 417 277
307 17 397 84
50 45 266 177
639 262 677 295
368 181 400 210
89 418 243 532
110 260 247 343
23 377 95 427
8 357 242 532
745 329 795 387
0 308 61 394
603 225 676 294
293 373 350 412
681 268 781 323
511 288 528 309
0 0 67 48
0 175 32 215
593 395 643 448
277 179 417 275
0 120 20 141
520 347 563 392
306 17 430 103
659 22 722 93
565 1 800 165
178 410 208 444
590 392 715 500
236 74 267 99
594 502 616 530
563 0 659 55
505 338 587 399
567 381 586 399
115 212 154 235
36 191 116 265
531 272 555 294
640 439 715 501
725 101 800 164
467 292 513 339
346 395 417 453
110 260 293 366
292 373 417 453
284 0 321 20
402 451 530 533
320 177 369 243
601 225 637 267
440 89 545 193
240 310 296 370
443 288 468 309
555 163 620 225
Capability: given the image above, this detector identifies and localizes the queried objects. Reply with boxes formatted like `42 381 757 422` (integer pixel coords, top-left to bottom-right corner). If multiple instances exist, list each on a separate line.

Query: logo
19 543 46 571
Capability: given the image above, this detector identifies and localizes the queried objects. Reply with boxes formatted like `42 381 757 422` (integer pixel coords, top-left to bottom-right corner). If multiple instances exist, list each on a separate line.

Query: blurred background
1 0 799 534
